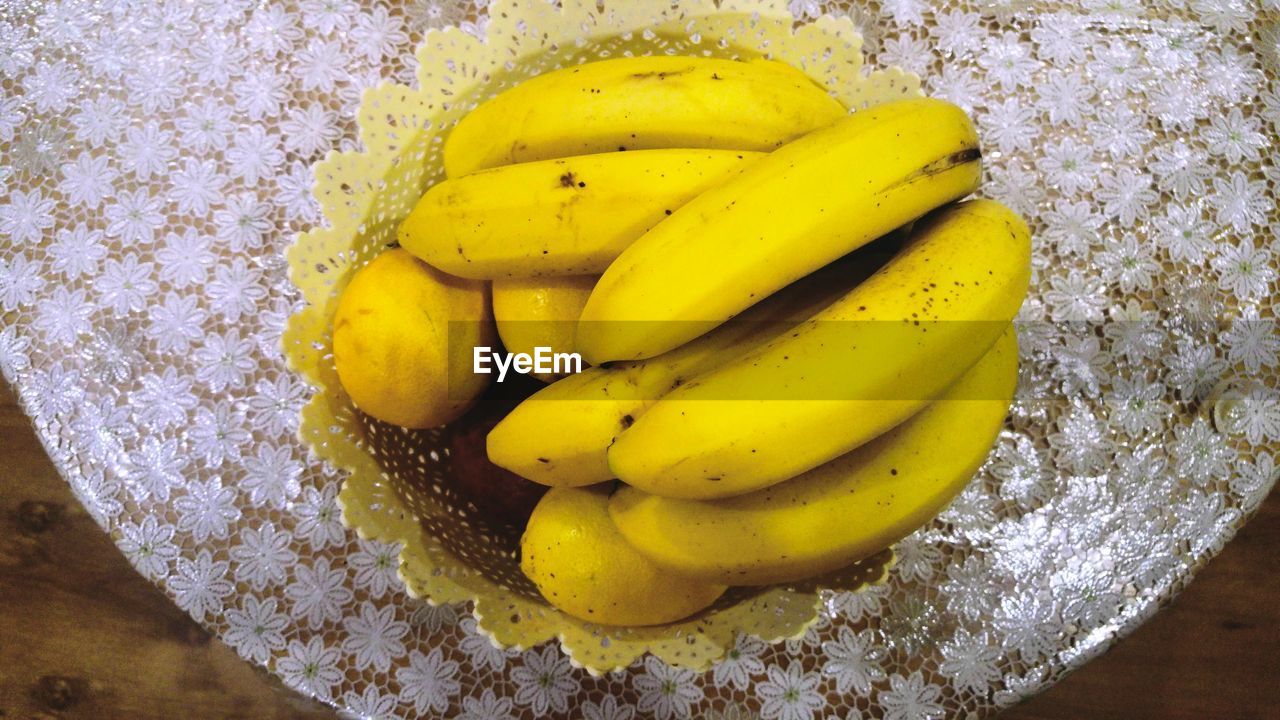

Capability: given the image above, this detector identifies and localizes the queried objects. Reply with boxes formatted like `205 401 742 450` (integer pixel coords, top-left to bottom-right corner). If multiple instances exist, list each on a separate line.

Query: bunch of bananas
336 55 1031 627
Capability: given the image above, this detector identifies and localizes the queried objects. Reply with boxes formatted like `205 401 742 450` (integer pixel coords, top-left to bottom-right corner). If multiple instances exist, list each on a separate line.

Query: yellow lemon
520 485 726 625
332 248 493 428
492 275 595 381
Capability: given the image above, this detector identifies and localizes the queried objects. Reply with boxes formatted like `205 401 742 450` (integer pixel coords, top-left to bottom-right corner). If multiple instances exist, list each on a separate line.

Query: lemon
332 249 494 428
520 485 725 625
492 275 595 382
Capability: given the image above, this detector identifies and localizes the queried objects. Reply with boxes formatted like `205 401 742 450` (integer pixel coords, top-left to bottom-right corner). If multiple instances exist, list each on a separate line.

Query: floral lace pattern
1 1 1278 719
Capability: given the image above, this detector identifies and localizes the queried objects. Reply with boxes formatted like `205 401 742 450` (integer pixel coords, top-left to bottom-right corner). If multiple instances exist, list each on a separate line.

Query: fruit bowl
284 0 917 672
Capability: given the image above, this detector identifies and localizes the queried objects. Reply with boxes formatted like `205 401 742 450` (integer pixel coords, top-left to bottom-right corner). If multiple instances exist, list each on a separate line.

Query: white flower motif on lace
990 433 1053 510
397 648 461 716
147 291 208 354
821 626 887 695
1029 13 1089 67
981 97 1040 154
104 188 165 245
243 443 304 510
125 435 187 503
349 538 403 598
1036 137 1099 196
23 59 80 113
342 601 410 673
938 628 1002 694
176 98 234 153
1164 338 1227 404
208 257 268 321
1211 239 1275 302
117 515 181 580
293 482 346 548
0 189 56 245
757 661 824 720
928 10 981 57
224 594 289 665
245 5 303 57
134 366 198 431
174 475 242 543
59 153 117 208
1048 402 1113 475
167 549 234 621
282 104 341 158
230 522 298 591
341 687 399 720
1202 106 1268 163
633 656 703 720
512 645 579 716
458 688 517 720
1043 271 1106 324
194 329 257 392
286 557 355 629
879 671 945 720
408 599 459 632
1096 168 1157 225
977 32 1039 91
1105 375 1168 438
188 31 246 85
1088 104 1155 161
1222 311 1279 374
278 636 344 701
226 126 285 186
169 158 228 216
34 286 93 345
459 616 512 672
234 67 290 120
351 7 410 63
1223 386 1280 445
277 160 320 222
1232 453 1278 515
1210 172 1269 233
121 121 178 181
1152 204 1214 265
1172 417 1236 485
582 694 635 720
713 633 767 691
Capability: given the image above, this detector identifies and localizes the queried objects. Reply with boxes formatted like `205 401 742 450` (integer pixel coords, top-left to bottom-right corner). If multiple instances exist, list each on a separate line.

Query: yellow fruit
401 149 763 279
487 240 902 487
444 56 845 176
609 199 1031 499
520 485 726 625
332 249 494 428
576 97 982 363
610 327 1018 585
492 275 596 382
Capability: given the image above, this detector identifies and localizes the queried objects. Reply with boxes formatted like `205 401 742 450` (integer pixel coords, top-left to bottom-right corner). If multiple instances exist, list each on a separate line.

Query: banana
444 56 845 177
400 149 762 279
607 199 1031 499
493 275 596 382
576 97 982 363
486 240 902 487
608 327 1018 585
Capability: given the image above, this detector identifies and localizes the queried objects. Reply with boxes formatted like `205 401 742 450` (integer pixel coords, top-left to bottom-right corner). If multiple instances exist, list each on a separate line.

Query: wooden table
1 379 1275 718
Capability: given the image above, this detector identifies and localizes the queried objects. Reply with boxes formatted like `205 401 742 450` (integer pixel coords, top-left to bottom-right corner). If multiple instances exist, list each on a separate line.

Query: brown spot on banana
882 148 983 193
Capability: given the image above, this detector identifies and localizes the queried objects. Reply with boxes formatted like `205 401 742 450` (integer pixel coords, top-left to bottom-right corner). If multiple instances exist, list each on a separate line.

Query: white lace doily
1 1 1277 719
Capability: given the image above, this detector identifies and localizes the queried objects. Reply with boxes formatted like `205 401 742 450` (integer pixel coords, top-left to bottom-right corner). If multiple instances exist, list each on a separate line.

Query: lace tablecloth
1 1 1277 718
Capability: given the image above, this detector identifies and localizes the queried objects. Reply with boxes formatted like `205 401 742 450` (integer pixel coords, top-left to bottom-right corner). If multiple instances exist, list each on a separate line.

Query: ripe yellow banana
399 149 762 279
444 56 845 177
493 275 597 382
486 241 902 487
576 97 982 363
608 327 1018 585
608 199 1031 499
